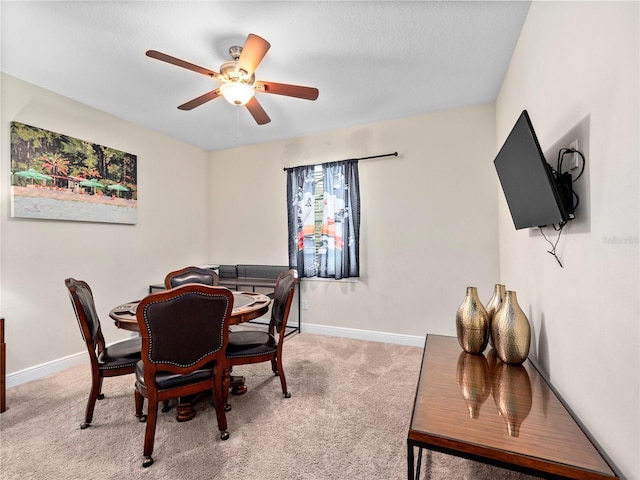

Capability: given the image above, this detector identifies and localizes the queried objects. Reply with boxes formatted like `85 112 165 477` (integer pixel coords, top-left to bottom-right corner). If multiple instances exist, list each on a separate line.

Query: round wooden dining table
109 291 271 331
109 290 271 421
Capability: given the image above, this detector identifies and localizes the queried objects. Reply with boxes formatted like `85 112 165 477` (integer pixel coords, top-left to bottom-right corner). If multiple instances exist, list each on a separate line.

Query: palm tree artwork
9 121 138 224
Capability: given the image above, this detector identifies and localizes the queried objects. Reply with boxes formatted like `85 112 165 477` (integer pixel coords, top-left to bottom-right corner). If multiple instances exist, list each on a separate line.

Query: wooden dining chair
225 269 297 407
64 278 143 429
133 284 234 468
163 266 219 289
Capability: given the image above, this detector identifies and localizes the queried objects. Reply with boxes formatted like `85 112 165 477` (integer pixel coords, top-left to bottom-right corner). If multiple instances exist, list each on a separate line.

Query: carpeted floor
0 333 538 479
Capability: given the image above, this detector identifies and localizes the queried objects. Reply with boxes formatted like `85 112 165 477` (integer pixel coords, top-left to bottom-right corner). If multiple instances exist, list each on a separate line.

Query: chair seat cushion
226 330 277 358
135 360 214 390
98 337 141 370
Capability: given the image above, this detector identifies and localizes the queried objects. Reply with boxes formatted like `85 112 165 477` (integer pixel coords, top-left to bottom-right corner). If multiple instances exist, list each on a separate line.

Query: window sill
300 277 359 283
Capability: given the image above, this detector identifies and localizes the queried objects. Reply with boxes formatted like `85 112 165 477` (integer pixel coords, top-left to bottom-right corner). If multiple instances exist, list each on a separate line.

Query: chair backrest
136 284 234 375
164 266 219 289
271 269 298 334
65 278 105 358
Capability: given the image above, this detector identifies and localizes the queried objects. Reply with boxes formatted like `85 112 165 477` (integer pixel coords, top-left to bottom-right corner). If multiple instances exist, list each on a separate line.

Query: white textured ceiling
1 1 530 152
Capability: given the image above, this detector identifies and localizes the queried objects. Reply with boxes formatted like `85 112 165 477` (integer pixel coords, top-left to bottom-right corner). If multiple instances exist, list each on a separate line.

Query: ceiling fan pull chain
236 106 240 141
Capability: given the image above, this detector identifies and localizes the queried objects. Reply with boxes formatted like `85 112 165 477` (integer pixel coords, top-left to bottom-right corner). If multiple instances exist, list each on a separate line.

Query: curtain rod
283 151 398 171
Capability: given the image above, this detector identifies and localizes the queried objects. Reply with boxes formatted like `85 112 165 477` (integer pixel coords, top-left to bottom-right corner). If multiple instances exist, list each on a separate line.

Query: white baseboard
6 327 425 388
6 351 87 388
5 337 138 388
300 323 426 347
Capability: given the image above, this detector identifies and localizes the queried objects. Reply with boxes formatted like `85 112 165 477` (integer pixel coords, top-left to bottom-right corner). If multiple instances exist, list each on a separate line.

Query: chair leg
97 376 105 400
275 356 290 398
81 373 102 429
134 387 146 423
142 397 159 468
212 369 229 441
223 369 232 412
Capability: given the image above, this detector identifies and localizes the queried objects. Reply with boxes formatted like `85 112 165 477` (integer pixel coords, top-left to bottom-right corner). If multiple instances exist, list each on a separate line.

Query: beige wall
2 3 637 476
1 74 500 374
495 2 639 478
0 73 211 373
208 104 500 338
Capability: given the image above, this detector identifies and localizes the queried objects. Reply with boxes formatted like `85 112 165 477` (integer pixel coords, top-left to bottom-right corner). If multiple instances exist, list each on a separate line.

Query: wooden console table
407 334 622 480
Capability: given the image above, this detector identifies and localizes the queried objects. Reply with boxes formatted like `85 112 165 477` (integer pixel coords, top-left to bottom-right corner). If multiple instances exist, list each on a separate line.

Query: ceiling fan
146 33 319 125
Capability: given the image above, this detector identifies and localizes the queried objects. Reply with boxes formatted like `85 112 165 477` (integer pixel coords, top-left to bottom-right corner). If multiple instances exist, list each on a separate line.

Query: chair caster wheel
80 422 91 429
220 431 230 441
224 404 232 412
142 456 154 468
97 393 105 400
285 392 291 398
137 414 147 423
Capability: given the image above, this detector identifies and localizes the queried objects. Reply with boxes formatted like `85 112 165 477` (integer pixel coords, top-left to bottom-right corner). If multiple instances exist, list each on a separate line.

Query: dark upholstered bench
218 264 288 293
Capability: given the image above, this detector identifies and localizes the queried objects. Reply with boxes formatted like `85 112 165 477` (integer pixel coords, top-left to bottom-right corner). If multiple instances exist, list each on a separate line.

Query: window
286 160 360 280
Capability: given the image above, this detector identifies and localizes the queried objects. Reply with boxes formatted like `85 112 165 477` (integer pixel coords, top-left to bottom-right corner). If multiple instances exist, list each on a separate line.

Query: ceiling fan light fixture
220 81 255 106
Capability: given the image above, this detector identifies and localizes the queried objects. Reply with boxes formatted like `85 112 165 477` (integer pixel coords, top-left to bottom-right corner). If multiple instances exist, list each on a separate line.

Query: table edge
407 334 623 480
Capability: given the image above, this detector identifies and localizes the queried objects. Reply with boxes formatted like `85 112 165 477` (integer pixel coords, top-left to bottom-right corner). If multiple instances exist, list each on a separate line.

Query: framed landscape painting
10 122 137 224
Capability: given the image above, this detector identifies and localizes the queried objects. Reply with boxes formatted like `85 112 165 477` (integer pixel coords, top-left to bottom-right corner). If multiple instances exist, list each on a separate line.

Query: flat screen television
494 110 573 230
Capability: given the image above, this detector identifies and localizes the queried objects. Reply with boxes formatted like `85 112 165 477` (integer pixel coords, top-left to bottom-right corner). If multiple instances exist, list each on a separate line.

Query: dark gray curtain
287 160 360 280
287 165 317 277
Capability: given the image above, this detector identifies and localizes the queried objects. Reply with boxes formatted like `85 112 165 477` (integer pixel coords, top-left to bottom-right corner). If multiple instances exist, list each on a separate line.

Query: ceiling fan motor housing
220 61 254 84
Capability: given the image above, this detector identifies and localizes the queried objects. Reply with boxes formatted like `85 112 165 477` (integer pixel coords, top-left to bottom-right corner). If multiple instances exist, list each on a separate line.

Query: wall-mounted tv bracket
542 147 586 267
554 147 586 222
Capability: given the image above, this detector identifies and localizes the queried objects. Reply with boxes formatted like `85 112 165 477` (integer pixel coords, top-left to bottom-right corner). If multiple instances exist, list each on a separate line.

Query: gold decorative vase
456 352 491 418
491 290 530 365
456 286 489 354
485 284 506 348
492 362 532 437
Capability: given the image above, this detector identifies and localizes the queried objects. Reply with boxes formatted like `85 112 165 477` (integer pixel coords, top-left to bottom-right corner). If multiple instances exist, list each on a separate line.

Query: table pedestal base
230 375 247 395
176 393 204 422
174 375 248 421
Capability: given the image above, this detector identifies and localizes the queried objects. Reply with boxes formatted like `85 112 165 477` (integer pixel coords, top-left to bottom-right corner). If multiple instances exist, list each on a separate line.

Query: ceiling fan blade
146 50 219 78
236 34 271 78
178 88 221 110
256 81 319 100
245 97 271 125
